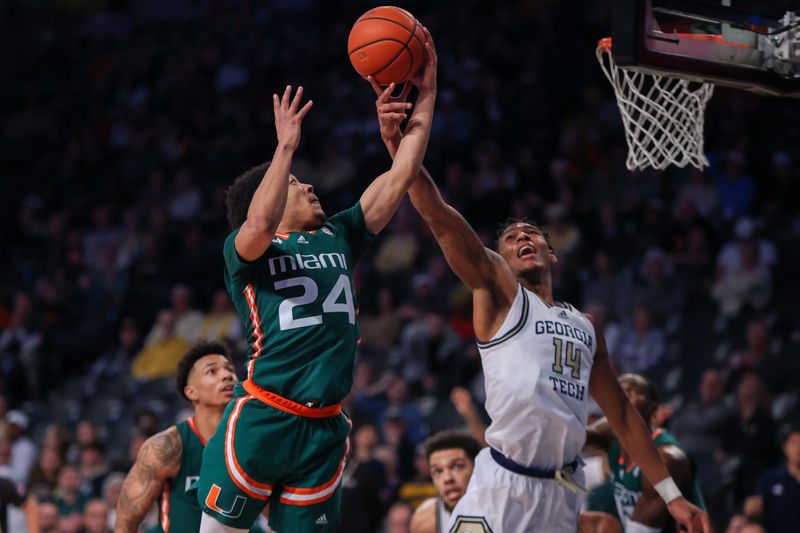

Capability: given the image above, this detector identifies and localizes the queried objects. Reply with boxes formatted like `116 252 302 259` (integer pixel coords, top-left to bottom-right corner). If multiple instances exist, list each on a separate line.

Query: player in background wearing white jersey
410 431 483 533
370 59 710 533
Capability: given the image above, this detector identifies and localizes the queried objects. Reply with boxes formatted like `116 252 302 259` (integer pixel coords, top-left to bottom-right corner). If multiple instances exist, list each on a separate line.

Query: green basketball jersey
223 203 373 405
608 429 706 530
153 418 205 533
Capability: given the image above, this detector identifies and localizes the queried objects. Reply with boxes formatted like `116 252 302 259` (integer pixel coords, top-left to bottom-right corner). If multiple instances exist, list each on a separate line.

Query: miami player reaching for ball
372 36 710 533
194 35 437 533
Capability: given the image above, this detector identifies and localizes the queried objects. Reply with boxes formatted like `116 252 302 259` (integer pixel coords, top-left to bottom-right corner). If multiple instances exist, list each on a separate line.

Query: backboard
611 0 800 97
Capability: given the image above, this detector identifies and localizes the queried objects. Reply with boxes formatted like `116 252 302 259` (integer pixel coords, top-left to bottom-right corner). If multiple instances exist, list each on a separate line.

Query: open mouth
444 488 462 500
221 385 234 394
517 245 536 258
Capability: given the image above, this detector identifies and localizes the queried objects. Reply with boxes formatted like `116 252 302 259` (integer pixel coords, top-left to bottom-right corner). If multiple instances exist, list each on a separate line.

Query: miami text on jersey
268 252 348 276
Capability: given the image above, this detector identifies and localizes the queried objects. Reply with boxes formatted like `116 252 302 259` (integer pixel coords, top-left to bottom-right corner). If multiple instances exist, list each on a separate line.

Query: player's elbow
242 216 279 237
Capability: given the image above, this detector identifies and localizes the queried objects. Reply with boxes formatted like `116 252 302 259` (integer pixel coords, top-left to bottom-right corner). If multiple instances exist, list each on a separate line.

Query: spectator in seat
28 445 63 499
196 289 243 345
39 500 60 533
743 423 800 533
53 464 89 518
131 310 188 380
608 305 666 373
712 231 772 317
82 498 110 533
337 424 387 533
143 284 203 346
719 373 779 503
78 441 108 499
671 369 733 485
385 500 412 533
5 410 36 485
632 247 684 324
582 250 629 322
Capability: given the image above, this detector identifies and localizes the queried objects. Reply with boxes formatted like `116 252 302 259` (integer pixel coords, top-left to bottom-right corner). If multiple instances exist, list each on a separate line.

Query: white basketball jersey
435 498 451 533
478 284 596 470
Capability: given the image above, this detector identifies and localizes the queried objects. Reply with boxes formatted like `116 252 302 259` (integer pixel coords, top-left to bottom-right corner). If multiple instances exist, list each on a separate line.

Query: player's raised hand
667 498 712 533
409 26 437 92
367 76 413 141
273 85 313 151
450 386 476 417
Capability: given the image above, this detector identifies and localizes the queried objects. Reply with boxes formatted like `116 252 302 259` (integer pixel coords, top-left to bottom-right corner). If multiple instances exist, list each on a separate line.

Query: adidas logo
297 235 308 244
558 310 568 318
315 513 328 525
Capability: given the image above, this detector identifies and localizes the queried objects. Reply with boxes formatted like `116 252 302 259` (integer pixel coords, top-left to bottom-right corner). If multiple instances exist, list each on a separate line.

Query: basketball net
596 38 714 171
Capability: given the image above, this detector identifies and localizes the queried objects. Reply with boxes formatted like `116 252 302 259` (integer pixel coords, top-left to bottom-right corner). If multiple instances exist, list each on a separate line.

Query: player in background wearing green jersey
195 32 437 533
580 373 706 533
115 341 245 533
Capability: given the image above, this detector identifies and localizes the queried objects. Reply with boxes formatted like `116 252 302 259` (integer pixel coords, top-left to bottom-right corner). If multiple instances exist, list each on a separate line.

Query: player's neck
193 403 226 442
519 276 554 305
277 213 318 234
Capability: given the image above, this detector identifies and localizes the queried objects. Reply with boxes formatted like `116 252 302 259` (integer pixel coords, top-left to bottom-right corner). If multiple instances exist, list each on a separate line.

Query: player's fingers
423 26 436 52
379 102 412 113
384 113 407 121
273 94 279 115
289 85 304 113
425 42 437 65
366 76 383 97
377 82 395 105
296 100 314 120
399 80 413 101
281 85 292 109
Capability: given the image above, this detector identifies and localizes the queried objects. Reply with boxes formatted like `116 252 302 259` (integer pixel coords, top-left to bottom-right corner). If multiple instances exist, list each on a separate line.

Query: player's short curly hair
495 217 553 251
423 430 483 462
623 373 659 403
226 162 270 230
175 341 232 401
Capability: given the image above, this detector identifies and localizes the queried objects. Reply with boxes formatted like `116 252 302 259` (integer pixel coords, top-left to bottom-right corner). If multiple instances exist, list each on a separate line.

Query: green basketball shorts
196 381 351 532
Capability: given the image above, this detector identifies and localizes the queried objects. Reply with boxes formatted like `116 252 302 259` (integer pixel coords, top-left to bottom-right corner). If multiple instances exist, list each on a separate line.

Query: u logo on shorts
205 484 247 519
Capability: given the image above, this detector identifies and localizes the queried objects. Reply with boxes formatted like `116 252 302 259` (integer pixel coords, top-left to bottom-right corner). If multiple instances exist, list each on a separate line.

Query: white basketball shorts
446 448 586 533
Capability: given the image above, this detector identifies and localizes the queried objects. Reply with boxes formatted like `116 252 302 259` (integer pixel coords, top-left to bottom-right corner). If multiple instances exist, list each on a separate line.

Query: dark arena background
1 1 799 532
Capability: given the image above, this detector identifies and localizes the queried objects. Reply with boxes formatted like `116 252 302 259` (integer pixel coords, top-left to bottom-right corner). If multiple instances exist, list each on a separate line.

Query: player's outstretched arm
359 28 436 235
234 85 313 261
115 427 182 533
588 327 711 533
372 67 516 314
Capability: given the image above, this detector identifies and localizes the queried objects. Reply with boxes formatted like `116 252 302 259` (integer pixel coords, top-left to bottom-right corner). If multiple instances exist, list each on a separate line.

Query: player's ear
184 385 199 403
550 250 558 264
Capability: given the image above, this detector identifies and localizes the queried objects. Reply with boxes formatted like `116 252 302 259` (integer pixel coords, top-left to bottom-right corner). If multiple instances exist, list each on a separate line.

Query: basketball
348 6 426 85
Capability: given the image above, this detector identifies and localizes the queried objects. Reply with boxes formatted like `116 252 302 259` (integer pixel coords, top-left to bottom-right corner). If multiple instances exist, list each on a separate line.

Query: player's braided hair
495 217 553 251
226 161 271 230
423 430 483 462
175 340 232 401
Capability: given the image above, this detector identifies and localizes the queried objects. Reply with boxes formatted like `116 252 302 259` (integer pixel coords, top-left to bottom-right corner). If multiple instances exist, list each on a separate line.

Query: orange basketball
348 6 426 85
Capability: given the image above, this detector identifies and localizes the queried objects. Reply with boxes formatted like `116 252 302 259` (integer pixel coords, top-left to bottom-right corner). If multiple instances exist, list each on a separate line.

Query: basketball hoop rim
597 34 752 53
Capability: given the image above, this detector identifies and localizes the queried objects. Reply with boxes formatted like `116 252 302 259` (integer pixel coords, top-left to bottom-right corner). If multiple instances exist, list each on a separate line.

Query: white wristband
626 520 661 533
654 476 682 504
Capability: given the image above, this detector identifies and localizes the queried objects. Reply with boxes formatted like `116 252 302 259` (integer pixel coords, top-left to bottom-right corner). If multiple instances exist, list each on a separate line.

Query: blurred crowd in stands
1 0 799 531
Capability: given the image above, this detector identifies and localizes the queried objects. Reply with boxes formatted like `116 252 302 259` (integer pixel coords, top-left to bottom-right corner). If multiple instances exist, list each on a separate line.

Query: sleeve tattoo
114 428 182 533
